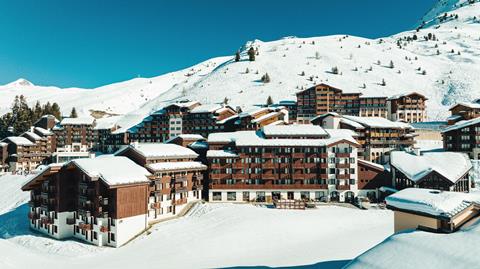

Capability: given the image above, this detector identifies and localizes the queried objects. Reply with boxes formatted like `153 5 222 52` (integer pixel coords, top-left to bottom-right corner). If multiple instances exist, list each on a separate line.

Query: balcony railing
151 202 161 209
78 222 92 231
66 217 76 225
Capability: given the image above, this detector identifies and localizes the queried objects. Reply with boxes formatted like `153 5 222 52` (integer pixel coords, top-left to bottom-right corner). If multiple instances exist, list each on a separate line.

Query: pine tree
248 47 256 61
261 73 271 83
266 96 273 106
389 60 394 68
331 66 339 74
52 103 62 120
223 97 229 105
380 79 386 86
33 101 42 120
44 102 52 115
234 50 240 62
70 107 78 118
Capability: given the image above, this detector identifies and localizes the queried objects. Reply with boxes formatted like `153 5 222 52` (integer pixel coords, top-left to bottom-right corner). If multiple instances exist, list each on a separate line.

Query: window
300 192 310 200
213 192 222 201
93 231 98 240
242 192 250 202
227 192 236 201
111 233 115 242
314 191 324 202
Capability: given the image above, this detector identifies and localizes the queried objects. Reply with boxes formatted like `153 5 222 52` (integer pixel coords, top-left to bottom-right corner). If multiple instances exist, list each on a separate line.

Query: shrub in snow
380 79 386 86
422 70 427 75
245 68 250 74
266 96 273 106
261 73 271 83
331 66 339 74
300 71 305 76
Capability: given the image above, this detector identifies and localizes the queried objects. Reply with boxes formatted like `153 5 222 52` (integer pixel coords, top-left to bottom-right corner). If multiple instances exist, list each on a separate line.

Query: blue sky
0 0 436 88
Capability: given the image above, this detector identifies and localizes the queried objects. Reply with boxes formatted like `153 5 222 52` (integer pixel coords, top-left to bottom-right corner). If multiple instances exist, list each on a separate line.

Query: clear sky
0 0 437 88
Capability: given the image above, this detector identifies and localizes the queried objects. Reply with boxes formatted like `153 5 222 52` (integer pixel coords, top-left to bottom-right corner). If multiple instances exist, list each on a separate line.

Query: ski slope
2 1 480 122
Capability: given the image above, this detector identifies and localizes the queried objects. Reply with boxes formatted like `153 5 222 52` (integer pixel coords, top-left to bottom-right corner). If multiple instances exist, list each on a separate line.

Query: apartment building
126 101 236 143
275 100 297 123
206 124 360 203
447 100 480 125
442 117 480 159
357 159 390 202
33 114 58 130
0 142 7 172
387 92 428 123
53 117 96 152
21 156 152 247
93 116 122 153
390 151 472 192
115 143 206 222
359 96 388 118
1 136 46 172
311 112 415 164
33 127 56 153
296 84 362 123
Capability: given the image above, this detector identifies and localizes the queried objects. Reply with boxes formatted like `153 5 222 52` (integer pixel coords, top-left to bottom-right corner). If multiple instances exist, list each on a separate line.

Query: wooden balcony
336 163 351 169
100 226 109 233
173 198 187 205
211 183 329 190
66 217 76 225
336 174 351 180
174 186 188 194
336 184 351 190
263 174 277 180
78 222 92 231
262 162 276 169
151 202 161 209
335 153 351 158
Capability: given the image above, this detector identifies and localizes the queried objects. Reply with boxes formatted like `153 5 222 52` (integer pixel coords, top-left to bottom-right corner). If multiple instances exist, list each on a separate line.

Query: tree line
0 95 67 138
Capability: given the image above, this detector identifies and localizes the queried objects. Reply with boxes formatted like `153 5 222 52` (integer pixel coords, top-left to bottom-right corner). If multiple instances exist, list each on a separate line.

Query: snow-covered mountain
2 0 479 122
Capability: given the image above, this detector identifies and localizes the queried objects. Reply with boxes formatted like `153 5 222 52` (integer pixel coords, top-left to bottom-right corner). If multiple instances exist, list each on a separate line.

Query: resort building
357 159 390 202
390 151 472 192
296 84 361 123
442 117 480 159
219 106 289 131
386 188 480 233
387 92 428 123
53 117 96 152
1 136 46 172
311 113 415 164
447 100 480 125
21 157 152 247
126 101 237 143
0 142 7 172
93 116 123 153
115 143 206 222
206 124 361 203
33 114 58 130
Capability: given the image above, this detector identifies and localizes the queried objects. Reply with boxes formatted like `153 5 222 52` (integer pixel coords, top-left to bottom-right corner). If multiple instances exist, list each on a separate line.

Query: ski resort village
2 0 480 268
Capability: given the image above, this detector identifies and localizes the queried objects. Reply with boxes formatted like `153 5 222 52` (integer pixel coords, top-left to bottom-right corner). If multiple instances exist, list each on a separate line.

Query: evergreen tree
234 50 240 62
389 60 394 68
70 107 78 118
223 97 229 105
33 101 42 121
261 73 271 83
52 103 62 120
248 47 255 61
266 96 273 106
43 102 52 115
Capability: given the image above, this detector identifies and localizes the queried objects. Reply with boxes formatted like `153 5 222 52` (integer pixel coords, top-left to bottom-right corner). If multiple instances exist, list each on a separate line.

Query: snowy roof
342 115 412 129
190 104 223 113
0 142 7 147
93 116 122 130
442 117 480 133
147 161 206 172
72 156 151 186
358 159 385 171
3 136 35 146
167 101 200 109
251 111 281 123
208 130 358 147
239 107 271 117
390 151 472 183
34 127 53 136
116 143 198 159
262 124 328 137
387 92 427 100
22 131 43 141
339 118 365 129
60 117 95 126
189 141 208 149
449 101 480 110
278 99 297 105
386 188 480 218
168 134 205 141
207 150 239 158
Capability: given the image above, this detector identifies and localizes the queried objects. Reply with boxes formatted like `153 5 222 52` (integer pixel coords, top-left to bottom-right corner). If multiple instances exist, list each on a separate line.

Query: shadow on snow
220 260 351 269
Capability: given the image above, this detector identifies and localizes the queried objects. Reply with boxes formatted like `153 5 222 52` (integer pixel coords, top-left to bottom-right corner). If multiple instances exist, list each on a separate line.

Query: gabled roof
72 156 151 186
116 143 198 159
390 151 472 184
34 127 53 136
206 150 239 158
2 136 35 146
449 102 480 111
387 92 428 101
442 117 480 133
21 131 43 141
358 159 385 171
342 115 412 129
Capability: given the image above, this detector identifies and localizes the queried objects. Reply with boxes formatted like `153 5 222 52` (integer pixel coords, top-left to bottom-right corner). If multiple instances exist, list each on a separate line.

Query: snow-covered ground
2 0 480 123
0 174 393 269
345 211 480 269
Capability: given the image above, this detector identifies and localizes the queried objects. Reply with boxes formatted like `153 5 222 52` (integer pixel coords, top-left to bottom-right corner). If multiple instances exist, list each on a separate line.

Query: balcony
336 174 351 180
100 226 109 233
193 184 203 191
335 163 350 169
78 222 92 231
193 174 203 181
40 216 53 225
66 217 76 225
174 176 188 183
335 153 351 158
174 186 188 194
336 184 351 190
173 198 187 205
151 202 161 209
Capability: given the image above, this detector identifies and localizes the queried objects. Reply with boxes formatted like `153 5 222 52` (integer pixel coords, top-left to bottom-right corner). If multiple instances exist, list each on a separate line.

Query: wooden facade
442 119 480 159
387 92 427 123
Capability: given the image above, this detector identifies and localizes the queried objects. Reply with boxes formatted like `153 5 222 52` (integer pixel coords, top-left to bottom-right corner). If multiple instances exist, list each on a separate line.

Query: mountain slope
2 0 479 122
